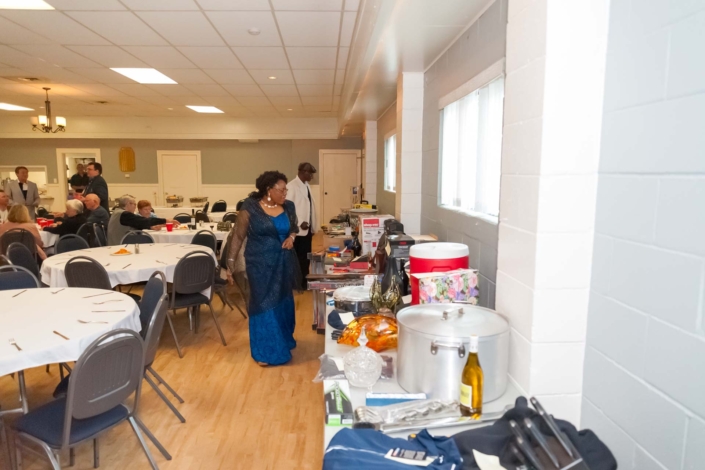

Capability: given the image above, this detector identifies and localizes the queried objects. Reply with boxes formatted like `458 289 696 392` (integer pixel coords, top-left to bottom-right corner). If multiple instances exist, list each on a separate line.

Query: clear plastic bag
313 353 395 383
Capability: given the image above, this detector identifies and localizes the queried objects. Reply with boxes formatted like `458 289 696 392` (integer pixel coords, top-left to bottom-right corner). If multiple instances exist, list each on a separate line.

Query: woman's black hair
249 170 288 200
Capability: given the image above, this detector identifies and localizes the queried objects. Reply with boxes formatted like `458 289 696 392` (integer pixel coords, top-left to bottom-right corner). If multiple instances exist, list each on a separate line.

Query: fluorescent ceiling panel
186 105 223 113
0 0 53 9
110 68 177 84
0 102 33 110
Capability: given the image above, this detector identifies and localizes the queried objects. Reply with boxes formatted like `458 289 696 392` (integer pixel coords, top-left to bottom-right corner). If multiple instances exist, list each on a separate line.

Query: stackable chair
121 231 155 244
76 223 101 248
173 213 192 224
222 212 237 224
6 242 40 279
1 229 35 256
211 200 227 212
55 234 89 254
190 230 217 253
0 265 41 290
64 256 141 303
194 211 209 223
93 224 108 247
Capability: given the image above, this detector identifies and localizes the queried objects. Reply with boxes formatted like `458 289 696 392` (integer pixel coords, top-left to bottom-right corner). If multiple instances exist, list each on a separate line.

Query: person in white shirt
286 162 318 278
0 190 8 223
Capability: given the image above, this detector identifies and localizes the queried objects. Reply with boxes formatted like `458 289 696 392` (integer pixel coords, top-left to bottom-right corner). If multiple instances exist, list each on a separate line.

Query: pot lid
333 285 371 301
396 303 508 338
410 242 469 259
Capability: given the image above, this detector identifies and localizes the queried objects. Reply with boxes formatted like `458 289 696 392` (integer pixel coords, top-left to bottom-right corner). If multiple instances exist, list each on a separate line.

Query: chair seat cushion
172 292 209 308
14 398 128 447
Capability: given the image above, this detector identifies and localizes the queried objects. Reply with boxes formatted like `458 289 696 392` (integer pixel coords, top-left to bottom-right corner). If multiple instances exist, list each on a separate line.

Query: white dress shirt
286 176 317 236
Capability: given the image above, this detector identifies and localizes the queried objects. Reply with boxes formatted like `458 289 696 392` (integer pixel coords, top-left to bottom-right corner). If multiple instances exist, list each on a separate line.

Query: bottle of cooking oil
459 335 483 419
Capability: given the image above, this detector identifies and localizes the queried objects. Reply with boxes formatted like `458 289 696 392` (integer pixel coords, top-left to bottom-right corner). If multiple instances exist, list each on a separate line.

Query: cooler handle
441 307 464 320
430 340 466 358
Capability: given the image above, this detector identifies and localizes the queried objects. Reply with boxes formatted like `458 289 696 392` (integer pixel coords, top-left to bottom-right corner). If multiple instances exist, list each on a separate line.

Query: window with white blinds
439 75 504 218
384 133 396 192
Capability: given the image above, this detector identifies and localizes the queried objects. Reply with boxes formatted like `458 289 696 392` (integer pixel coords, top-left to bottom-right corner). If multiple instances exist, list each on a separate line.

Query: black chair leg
93 438 99 468
69 447 75 466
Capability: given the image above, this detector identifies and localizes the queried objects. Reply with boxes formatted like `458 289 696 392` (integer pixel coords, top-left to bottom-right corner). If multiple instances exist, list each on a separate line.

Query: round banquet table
146 226 228 244
37 225 59 247
151 206 237 222
0 287 140 378
40 244 216 290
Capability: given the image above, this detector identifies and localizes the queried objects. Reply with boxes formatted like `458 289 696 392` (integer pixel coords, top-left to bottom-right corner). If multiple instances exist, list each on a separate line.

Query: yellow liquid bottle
459 335 483 419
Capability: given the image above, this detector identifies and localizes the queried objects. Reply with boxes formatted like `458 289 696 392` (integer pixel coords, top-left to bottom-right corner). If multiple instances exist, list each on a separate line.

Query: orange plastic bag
337 315 398 352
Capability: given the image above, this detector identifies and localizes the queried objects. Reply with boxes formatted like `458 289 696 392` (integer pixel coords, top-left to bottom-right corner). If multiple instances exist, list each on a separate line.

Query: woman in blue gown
226 171 301 366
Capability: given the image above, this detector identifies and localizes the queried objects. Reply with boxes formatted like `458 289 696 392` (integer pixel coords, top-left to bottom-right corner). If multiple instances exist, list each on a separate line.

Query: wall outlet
125 173 130 178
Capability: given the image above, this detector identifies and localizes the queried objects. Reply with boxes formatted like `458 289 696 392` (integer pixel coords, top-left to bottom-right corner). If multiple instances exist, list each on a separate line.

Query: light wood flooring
0 288 326 470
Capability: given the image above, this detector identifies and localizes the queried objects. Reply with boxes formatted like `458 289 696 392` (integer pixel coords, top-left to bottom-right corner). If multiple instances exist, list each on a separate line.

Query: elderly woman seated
0 205 46 259
42 200 87 237
137 200 157 218
107 196 179 245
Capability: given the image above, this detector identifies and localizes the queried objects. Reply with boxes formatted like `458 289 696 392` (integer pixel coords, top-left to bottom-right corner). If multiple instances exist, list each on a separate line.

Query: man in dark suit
80 162 109 212
4 166 41 221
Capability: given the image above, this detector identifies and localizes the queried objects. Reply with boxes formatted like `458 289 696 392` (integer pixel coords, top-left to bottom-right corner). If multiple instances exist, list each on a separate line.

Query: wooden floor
0 288 326 469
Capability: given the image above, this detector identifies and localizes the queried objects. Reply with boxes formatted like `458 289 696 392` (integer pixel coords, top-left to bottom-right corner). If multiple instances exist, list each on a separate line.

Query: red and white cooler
409 242 469 304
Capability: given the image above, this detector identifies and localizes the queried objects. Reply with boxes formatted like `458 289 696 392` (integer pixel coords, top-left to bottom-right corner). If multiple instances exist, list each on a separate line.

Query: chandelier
30 87 66 133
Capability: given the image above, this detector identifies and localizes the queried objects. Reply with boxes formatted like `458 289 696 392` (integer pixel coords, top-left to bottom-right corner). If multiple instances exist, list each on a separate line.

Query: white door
157 151 201 206
319 149 361 223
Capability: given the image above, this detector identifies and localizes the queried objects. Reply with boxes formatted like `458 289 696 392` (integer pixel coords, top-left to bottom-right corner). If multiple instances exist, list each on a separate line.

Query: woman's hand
282 236 294 250
226 271 234 286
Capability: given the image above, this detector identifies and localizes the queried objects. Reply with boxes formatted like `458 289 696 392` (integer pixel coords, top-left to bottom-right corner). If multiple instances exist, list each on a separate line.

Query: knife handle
509 420 545 470
530 397 575 459
524 417 560 469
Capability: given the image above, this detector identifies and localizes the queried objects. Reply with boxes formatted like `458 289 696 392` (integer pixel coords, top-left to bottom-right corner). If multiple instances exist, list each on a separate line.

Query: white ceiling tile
334 83 342 95
146 84 196 96
333 95 340 105
46 0 126 10
108 83 164 96
158 69 215 84
66 83 128 97
66 46 147 68
135 12 224 46
122 47 196 69
249 69 294 85
120 0 199 10
219 106 255 117
139 95 179 105
344 0 359 11
65 67 135 83
206 11 281 47
301 95 331 105
222 84 263 96
259 84 298 96
293 69 334 84
0 17 53 45
184 84 230 96
0 11 111 45
203 96 241 106
202 69 254 85
335 68 345 84
286 47 336 69
66 12 168 46
275 12 340 46
196 0 270 10
340 11 356 47
271 0 342 11
275 105 302 112
168 95 208 104
0 46 45 69
20 65 97 83
249 107 280 117
238 97 272 106
297 84 332 96
338 47 349 68
12 45 100 68
268 96 301 105
0 67 32 78
177 47 243 69
232 47 288 69
304 105 333 112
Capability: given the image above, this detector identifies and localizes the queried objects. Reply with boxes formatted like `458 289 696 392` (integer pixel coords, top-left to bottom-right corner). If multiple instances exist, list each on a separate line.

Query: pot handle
430 340 466 358
441 307 464 321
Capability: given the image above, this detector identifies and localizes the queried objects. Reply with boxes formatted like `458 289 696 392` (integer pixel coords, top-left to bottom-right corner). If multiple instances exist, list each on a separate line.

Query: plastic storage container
409 242 469 304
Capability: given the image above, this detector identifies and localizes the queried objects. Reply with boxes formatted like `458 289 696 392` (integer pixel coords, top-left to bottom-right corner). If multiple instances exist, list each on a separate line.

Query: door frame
318 149 362 223
156 150 202 206
55 148 102 202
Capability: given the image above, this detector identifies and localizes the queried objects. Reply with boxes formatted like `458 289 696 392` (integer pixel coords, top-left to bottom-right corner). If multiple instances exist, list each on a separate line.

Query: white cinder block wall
581 1 705 468
420 0 508 309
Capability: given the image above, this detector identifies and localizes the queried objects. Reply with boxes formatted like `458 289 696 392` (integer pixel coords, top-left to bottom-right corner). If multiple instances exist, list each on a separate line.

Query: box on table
324 380 353 426
323 234 352 251
413 268 480 304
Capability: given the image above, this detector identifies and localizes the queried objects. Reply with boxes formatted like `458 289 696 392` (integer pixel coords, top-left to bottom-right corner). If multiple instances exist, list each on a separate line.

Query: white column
396 72 424 233
364 120 377 204
496 0 610 423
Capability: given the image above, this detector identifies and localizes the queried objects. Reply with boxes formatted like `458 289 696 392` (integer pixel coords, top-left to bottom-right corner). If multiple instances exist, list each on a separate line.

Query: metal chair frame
194 211 210 223
1 229 36 256
120 231 155 245
190 230 217 253
211 200 227 212
6 242 40 278
0 264 41 289
55 234 90 254
93 224 107 247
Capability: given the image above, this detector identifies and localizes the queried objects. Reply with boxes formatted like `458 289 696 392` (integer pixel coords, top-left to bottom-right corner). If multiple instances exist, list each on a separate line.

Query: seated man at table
84 194 109 229
108 196 179 245
43 200 87 237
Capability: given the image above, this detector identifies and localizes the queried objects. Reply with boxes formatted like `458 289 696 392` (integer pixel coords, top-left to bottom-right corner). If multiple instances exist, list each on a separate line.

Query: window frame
383 131 397 193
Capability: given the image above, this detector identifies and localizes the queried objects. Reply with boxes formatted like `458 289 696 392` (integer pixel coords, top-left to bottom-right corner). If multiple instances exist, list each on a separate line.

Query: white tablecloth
37 225 59 247
0 287 140 377
152 206 237 221
40 244 216 290
146 226 228 245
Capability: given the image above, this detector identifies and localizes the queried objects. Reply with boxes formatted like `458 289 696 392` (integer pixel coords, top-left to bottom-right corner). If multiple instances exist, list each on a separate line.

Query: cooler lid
410 242 469 259
333 285 372 301
396 303 508 338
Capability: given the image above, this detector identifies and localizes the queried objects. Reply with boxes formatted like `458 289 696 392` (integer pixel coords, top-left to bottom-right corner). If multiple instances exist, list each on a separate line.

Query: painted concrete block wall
582 1 705 468
376 104 397 217
420 0 508 309
364 121 377 204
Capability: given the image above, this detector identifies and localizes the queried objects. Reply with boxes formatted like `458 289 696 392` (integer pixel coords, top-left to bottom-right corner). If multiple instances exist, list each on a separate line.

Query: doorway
157 150 202 206
55 148 101 202
319 149 362 224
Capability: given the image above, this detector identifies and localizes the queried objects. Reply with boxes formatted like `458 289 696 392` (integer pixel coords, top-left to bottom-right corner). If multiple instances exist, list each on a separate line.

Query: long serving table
152 206 237 222
145 226 228 244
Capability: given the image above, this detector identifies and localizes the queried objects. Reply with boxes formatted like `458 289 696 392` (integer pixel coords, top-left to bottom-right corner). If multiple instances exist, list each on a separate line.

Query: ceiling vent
2 76 47 83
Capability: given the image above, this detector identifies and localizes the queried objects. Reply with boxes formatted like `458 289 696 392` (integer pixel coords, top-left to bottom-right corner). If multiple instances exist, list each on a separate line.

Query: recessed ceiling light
248 28 261 36
268 76 277 80
0 0 54 9
287 108 293 111
0 103 33 111
110 68 176 84
167 107 173 110
186 106 223 113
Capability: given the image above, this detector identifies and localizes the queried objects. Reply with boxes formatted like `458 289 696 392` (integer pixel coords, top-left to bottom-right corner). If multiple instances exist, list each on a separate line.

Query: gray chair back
211 200 227 212
65 256 112 290
139 271 166 336
1 229 35 255
0 265 40 290
143 295 168 369
63 329 144 447
94 223 108 247
202 201 209 214
0 254 10 266
173 213 192 224
56 234 90 254
173 251 214 295
222 212 237 223
121 231 155 244
194 211 209 223
6 242 39 277
191 230 217 253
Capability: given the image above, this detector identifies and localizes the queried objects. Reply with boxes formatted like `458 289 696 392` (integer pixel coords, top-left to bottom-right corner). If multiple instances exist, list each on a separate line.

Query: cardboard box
324 380 353 426
322 234 352 251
